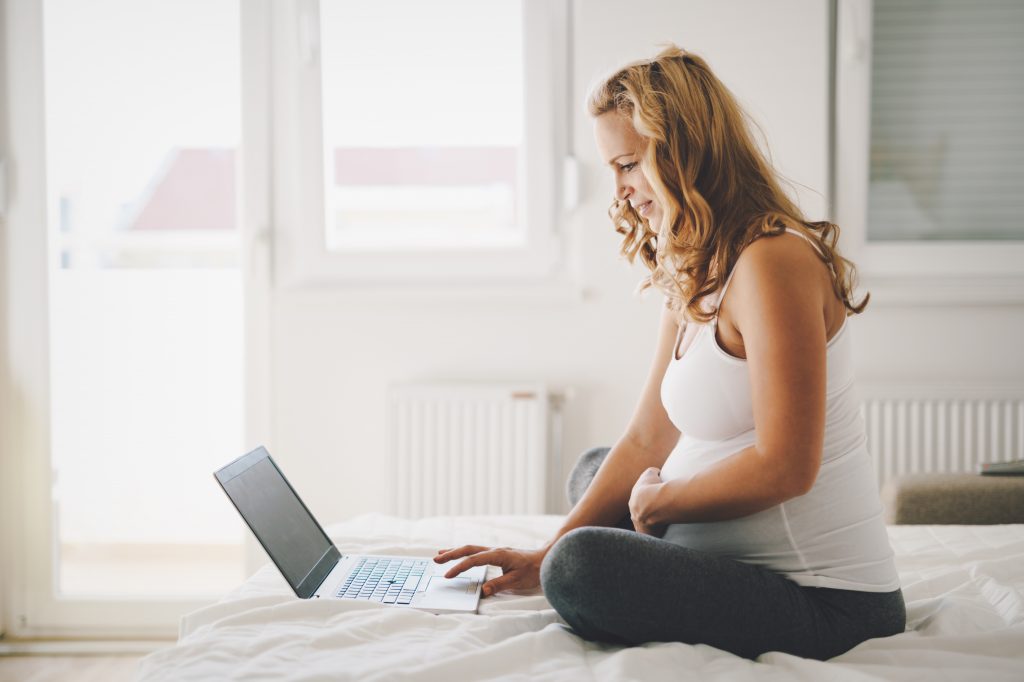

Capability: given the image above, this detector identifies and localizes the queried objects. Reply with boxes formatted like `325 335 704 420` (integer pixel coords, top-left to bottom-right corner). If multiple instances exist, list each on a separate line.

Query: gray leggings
539 447 907 660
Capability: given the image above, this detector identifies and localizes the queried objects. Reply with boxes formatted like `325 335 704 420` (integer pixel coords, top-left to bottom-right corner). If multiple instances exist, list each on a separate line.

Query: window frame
833 0 1024 304
270 0 572 288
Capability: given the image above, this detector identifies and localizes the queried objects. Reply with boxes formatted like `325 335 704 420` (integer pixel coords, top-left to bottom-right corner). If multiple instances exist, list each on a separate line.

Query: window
272 0 571 286
321 0 522 253
834 0 1024 299
867 0 1024 242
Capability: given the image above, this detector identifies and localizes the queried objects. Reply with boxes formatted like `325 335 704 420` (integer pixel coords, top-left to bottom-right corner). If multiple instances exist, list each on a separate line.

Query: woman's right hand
433 545 547 596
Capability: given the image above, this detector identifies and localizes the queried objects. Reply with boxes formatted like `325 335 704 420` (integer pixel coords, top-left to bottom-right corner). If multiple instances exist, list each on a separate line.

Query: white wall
266 0 839 523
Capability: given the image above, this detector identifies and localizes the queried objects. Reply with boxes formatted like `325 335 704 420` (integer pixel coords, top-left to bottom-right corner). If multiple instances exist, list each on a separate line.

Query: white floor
0 655 143 682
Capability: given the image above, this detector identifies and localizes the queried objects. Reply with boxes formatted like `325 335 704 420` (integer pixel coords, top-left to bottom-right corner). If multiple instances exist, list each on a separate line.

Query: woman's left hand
629 467 667 538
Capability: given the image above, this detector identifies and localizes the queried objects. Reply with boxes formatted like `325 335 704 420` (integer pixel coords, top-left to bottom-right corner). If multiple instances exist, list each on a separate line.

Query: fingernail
482 587 490 596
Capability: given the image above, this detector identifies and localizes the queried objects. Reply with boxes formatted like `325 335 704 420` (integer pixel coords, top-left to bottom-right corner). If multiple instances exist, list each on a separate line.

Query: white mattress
138 514 1024 681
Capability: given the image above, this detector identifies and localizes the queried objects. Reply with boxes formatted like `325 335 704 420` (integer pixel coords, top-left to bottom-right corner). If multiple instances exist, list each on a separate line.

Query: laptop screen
215 448 338 596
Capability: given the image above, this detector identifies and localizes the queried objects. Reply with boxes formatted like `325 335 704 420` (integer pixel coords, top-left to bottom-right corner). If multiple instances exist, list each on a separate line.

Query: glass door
4 0 252 636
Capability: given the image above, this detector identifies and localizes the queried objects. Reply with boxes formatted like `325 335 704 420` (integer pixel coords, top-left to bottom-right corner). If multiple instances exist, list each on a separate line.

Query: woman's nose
615 180 632 202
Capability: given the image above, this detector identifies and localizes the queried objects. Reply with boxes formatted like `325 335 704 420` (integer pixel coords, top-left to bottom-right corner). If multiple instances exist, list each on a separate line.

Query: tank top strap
783 226 826 258
713 267 739 325
784 227 838 279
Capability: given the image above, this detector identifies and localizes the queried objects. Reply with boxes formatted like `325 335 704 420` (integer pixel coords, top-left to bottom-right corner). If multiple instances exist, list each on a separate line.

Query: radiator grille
387 384 550 517
862 392 1024 489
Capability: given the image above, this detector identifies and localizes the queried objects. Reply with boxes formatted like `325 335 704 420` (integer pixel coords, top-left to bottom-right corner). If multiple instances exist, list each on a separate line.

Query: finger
436 545 489 557
480 573 519 597
444 550 502 579
433 545 490 563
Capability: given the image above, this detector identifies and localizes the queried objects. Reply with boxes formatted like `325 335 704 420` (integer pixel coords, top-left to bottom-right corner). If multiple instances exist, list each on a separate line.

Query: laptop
215 446 486 614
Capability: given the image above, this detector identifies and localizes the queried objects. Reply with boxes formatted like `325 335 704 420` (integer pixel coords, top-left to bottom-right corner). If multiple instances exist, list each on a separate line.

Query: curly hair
588 44 868 324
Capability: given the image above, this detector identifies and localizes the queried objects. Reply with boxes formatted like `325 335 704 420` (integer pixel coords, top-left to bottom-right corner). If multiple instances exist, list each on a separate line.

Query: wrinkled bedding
138 514 1024 681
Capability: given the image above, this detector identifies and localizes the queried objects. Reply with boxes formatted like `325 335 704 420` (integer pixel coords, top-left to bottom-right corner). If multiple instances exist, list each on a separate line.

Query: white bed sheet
138 514 1024 681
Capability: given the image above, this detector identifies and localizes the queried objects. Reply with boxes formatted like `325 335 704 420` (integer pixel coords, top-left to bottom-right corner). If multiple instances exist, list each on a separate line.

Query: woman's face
593 112 660 225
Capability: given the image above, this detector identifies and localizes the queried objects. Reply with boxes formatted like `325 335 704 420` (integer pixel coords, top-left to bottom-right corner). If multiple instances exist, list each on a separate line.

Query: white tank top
658 228 900 592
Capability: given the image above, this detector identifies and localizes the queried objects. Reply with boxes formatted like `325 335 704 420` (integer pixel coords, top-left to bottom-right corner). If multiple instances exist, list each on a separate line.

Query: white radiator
861 386 1024 489
387 384 554 517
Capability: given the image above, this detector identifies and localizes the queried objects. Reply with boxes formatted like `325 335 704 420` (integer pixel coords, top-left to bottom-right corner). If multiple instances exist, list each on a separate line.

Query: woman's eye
620 162 638 172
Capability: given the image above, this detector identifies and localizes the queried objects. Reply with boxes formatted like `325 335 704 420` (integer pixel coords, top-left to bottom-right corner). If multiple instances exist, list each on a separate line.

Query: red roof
130 148 236 231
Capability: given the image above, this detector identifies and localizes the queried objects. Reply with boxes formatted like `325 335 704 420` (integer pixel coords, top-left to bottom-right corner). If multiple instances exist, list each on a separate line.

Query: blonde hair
588 45 868 323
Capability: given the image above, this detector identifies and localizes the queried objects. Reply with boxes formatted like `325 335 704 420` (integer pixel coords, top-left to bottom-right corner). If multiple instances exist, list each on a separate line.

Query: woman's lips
635 200 653 217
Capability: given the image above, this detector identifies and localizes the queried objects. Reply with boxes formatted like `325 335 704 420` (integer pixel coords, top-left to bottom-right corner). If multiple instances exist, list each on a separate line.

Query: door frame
0 0 274 640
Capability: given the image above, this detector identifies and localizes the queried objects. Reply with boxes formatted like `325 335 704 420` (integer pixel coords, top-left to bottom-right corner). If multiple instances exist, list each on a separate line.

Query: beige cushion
881 473 1024 524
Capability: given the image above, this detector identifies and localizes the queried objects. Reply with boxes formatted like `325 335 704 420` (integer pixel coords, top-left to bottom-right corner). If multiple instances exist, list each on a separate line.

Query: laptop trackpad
424 575 474 597
413 575 481 612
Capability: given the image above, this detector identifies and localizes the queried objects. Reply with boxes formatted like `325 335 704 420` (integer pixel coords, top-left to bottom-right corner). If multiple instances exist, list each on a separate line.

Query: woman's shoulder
720 229 844 341
727 231 829 302
724 229 851 339
737 230 824 274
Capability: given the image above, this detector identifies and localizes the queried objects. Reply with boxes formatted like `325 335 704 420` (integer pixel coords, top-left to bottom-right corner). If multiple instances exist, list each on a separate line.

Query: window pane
868 0 1024 241
319 0 523 251
44 0 245 597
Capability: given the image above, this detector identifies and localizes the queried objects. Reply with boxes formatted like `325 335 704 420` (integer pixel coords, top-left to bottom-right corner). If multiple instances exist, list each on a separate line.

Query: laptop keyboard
337 557 427 604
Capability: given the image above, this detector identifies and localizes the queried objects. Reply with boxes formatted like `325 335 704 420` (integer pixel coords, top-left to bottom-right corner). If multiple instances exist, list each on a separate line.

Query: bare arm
541 304 682 551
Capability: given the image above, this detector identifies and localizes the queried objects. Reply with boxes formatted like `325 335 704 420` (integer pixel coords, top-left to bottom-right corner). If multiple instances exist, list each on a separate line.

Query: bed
137 513 1024 681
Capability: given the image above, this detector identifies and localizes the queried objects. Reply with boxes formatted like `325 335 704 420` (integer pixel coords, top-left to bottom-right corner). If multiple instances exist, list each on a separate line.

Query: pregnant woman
435 45 905 660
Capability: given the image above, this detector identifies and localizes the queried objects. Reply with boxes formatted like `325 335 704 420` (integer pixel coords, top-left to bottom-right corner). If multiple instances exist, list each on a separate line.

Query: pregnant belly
659 429 791 565
660 430 757 483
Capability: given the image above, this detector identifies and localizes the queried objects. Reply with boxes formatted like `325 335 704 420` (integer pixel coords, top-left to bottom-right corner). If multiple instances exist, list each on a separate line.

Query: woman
435 45 905 660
